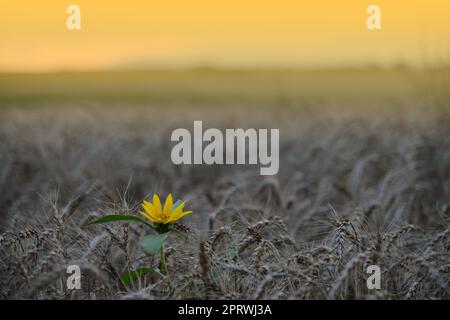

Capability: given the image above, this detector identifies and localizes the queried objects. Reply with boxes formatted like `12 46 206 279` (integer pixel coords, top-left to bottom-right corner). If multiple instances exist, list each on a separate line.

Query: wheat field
0 69 449 299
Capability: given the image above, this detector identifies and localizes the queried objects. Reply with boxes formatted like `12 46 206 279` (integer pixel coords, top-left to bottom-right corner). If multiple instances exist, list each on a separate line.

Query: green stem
160 242 169 275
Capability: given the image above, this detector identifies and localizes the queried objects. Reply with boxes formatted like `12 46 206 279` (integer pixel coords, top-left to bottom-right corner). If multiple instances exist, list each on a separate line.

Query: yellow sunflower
139 194 192 224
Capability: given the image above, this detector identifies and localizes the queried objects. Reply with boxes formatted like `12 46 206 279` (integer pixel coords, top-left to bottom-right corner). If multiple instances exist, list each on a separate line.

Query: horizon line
1 63 449 75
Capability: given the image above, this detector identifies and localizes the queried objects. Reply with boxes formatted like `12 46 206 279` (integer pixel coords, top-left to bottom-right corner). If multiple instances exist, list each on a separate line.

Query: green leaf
85 215 154 229
139 233 168 254
194 279 204 286
209 266 222 280
120 267 160 286
228 246 238 259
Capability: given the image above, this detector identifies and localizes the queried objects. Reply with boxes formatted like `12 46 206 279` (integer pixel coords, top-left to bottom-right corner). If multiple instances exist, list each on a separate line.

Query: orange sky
0 0 449 71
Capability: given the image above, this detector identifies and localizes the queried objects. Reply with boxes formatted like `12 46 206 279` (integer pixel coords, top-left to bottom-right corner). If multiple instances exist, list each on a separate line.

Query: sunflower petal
143 200 154 210
169 201 186 219
139 210 158 223
174 200 186 211
142 204 163 222
164 193 173 215
142 202 154 214
172 200 186 211
166 210 192 223
152 194 162 214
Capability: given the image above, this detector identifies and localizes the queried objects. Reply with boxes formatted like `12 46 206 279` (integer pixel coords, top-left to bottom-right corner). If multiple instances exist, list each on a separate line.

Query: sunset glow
1 0 449 71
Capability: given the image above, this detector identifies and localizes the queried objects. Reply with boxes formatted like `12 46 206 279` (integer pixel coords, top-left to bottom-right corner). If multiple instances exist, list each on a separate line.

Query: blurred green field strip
0 68 446 106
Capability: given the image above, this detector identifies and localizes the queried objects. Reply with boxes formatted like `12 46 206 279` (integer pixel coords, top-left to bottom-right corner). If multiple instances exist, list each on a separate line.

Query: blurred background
0 0 449 222
0 0 449 105
2 0 450 71
0 0 449 300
